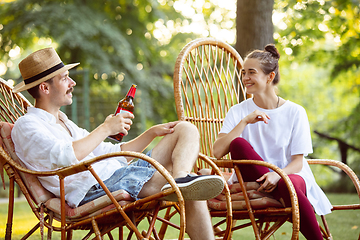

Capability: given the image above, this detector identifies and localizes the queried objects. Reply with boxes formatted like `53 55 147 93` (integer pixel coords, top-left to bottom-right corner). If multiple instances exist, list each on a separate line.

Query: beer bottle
108 84 137 142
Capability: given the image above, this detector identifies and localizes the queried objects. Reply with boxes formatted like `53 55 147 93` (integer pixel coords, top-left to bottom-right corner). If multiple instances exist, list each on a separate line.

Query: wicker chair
172 38 360 240
0 77 186 240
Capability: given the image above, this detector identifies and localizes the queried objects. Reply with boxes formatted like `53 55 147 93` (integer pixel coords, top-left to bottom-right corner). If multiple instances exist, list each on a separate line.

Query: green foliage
274 0 360 180
1 0 360 181
0 0 196 134
275 0 360 78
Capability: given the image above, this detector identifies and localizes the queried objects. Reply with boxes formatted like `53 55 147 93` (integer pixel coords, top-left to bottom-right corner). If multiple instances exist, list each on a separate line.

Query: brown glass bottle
108 84 137 142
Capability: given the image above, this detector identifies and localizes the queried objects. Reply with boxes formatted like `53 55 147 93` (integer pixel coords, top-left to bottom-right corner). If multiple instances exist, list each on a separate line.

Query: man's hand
120 121 181 156
256 172 281 193
103 111 134 136
72 111 133 161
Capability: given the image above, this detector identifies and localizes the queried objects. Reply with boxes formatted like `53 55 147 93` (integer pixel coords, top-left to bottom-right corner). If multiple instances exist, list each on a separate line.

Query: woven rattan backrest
173 38 247 167
0 78 32 123
0 78 54 205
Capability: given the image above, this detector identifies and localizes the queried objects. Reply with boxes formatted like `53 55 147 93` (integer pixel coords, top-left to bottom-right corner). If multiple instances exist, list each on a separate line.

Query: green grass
1 194 359 239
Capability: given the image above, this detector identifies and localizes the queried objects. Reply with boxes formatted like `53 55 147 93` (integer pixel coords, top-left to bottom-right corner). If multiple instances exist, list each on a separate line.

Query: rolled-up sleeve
11 107 125 208
93 141 122 155
50 140 78 168
92 141 128 165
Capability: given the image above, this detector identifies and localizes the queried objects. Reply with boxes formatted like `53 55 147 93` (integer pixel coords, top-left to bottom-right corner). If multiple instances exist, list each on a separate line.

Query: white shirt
220 99 332 215
12 107 127 208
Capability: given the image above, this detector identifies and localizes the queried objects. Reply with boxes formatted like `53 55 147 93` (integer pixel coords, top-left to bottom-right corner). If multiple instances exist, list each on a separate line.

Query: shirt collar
27 107 69 124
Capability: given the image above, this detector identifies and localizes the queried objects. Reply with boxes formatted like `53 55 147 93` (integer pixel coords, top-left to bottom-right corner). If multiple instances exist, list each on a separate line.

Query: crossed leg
138 121 216 240
229 137 323 240
138 121 200 195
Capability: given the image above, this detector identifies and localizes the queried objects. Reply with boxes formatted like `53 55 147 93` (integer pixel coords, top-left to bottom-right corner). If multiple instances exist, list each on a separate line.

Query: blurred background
0 0 359 196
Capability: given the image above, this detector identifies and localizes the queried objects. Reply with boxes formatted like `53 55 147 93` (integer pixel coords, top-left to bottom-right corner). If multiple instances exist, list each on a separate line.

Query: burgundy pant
230 138 322 240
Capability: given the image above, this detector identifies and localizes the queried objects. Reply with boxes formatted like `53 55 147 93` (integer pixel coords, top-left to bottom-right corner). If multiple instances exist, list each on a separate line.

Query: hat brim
13 63 80 93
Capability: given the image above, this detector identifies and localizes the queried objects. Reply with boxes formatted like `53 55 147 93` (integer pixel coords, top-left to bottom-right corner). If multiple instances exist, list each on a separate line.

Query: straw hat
13 47 79 93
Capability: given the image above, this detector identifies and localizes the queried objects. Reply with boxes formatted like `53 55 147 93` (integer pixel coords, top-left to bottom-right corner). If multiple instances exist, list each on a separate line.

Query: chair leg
66 229 73 240
40 204 45 240
5 177 15 240
212 218 233 240
106 232 115 240
22 222 41 239
119 226 123 240
91 218 102 240
141 228 156 240
81 229 93 240
47 212 54 240
228 219 237 240
126 212 138 240
158 206 172 239
144 205 161 240
320 215 332 240
60 178 66 240
234 166 260 240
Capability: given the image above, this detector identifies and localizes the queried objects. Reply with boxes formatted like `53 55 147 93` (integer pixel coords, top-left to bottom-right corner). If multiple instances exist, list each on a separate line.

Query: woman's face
241 58 270 95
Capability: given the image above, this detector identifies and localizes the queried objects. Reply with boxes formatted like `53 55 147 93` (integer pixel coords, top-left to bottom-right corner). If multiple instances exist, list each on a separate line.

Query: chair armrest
307 159 360 210
1 147 184 204
211 157 300 237
198 153 232 235
0 146 58 177
212 158 298 201
1 147 136 177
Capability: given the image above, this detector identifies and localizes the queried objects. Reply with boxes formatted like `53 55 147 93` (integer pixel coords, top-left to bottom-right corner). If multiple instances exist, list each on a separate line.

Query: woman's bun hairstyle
264 44 280 60
245 44 281 85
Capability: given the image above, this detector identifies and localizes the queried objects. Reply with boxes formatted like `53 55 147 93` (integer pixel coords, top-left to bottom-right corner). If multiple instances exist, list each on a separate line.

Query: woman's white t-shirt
220 98 332 215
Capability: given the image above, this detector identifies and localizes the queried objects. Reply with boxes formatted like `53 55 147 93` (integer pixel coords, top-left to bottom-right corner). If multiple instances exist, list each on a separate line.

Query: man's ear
39 82 50 94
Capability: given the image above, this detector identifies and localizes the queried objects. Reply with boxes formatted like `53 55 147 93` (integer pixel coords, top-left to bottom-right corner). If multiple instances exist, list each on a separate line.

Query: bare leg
185 201 215 240
138 122 215 240
138 121 200 196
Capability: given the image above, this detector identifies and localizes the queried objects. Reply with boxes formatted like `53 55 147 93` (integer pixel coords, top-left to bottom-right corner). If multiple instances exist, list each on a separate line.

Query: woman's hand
243 110 270 124
256 172 281 193
256 155 304 193
213 110 269 159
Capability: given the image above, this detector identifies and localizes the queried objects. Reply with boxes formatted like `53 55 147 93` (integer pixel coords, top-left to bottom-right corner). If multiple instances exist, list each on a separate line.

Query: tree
236 0 274 57
2 0 360 175
274 0 360 142
233 0 360 189
273 0 360 188
0 0 194 140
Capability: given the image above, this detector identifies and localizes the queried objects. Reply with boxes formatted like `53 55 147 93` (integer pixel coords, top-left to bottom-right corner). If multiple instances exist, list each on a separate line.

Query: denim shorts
79 150 156 206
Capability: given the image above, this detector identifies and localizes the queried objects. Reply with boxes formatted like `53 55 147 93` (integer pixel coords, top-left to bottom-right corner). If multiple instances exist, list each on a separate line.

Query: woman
212 44 332 240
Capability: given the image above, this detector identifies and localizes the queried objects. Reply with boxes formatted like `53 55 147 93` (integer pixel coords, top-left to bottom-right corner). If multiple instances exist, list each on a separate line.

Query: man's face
49 71 76 107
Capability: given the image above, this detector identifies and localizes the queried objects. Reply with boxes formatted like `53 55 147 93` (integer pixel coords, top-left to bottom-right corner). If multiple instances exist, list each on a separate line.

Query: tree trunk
236 0 274 58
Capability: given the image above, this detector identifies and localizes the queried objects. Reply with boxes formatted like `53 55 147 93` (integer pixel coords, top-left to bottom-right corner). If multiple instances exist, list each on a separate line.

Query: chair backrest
0 78 55 204
173 38 247 165
0 78 32 124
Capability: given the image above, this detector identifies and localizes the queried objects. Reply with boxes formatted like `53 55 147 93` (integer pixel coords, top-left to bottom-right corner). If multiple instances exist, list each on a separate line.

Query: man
11 47 224 240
